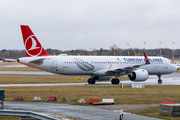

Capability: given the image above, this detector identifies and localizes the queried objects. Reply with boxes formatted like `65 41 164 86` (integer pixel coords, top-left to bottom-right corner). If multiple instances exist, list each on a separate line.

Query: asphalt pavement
4 101 164 120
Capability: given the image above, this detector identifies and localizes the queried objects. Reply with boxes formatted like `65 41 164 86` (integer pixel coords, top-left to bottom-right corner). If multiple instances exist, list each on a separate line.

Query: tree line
0 48 180 59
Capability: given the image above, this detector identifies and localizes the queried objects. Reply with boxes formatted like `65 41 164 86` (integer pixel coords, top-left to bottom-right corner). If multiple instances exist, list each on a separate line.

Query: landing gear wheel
88 78 96 84
111 78 120 84
116 79 120 84
119 114 123 120
111 79 114 84
111 79 113 84
157 74 162 84
158 79 162 84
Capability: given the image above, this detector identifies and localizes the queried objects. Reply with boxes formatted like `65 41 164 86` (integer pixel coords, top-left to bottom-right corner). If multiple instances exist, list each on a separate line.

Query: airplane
2 58 17 63
17 25 177 84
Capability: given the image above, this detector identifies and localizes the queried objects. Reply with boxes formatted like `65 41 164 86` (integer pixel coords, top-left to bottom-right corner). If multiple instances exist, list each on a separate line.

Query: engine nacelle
94 76 112 81
128 69 148 82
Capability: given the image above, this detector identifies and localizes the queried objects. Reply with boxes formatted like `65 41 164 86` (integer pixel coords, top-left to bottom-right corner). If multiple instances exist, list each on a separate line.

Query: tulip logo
25 35 42 56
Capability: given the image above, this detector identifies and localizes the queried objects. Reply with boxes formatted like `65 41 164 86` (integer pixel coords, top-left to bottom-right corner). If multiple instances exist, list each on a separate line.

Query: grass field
0 74 129 84
0 62 19 65
0 116 20 120
2 85 180 120
0 67 40 71
3 85 180 105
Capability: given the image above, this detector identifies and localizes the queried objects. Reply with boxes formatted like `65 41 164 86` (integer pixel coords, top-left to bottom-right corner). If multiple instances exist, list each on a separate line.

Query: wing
108 51 150 73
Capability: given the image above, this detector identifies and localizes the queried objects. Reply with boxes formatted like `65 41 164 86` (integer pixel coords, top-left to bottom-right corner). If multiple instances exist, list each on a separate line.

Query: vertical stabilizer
20 25 50 57
143 51 150 64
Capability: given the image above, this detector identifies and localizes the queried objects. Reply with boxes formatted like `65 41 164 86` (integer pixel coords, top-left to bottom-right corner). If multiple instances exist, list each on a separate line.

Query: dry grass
2 85 180 105
0 74 129 84
0 67 40 71
0 74 88 84
0 116 20 120
1 85 180 120
0 62 19 65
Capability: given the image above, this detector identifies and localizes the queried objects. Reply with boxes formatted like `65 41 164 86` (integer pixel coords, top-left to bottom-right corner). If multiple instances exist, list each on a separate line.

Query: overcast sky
0 0 180 50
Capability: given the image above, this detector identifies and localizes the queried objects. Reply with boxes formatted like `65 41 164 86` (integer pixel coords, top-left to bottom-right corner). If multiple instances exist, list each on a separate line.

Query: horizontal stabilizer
29 58 45 64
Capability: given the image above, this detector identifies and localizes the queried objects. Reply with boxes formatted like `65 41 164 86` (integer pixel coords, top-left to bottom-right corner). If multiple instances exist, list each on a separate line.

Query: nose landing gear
157 74 162 84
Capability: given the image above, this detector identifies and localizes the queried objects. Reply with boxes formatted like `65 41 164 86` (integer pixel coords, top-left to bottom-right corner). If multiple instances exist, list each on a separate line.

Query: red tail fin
143 51 150 64
20 25 50 57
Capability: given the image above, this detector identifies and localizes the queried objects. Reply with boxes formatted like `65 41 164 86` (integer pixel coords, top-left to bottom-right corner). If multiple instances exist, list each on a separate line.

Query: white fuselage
19 55 176 77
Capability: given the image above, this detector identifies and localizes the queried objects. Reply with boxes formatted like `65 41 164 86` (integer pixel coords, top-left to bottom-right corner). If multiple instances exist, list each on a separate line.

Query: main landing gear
88 78 96 84
157 74 162 84
111 78 120 84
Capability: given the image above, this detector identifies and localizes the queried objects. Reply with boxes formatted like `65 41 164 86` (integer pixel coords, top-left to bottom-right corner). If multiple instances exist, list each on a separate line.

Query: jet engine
93 76 112 81
128 69 148 82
